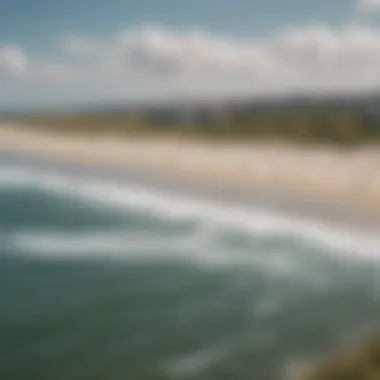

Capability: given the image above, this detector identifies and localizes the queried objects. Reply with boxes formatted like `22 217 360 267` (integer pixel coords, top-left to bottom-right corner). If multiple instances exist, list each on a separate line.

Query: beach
1 122 380 380
1 123 380 233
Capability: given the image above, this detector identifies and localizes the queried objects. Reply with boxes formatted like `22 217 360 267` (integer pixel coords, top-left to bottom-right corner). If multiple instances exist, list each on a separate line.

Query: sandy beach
1 123 380 231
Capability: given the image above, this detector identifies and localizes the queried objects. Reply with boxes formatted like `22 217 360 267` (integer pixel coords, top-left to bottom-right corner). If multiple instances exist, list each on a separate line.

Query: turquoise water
0 164 380 380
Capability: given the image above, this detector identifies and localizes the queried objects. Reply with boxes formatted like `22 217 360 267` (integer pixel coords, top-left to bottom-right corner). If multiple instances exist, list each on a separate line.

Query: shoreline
1 123 380 235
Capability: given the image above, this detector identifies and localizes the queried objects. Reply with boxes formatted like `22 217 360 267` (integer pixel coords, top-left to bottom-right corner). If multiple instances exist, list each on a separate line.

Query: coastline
1 123 380 235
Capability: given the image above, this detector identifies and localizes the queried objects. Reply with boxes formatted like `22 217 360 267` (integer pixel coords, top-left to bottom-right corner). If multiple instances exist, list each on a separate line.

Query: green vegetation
10 105 380 146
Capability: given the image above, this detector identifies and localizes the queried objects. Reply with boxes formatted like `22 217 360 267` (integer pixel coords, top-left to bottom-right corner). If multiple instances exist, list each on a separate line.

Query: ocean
0 154 380 380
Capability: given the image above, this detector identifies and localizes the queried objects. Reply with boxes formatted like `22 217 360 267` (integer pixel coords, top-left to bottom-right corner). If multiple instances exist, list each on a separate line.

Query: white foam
0 223 308 277
0 229 289 271
1 229 198 260
0 165 379 261
163 344 229 378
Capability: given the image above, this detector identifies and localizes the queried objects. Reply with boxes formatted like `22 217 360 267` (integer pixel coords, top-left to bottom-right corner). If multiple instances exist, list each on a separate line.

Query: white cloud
358 0 380 11
0 46 27 75
3 24 380 105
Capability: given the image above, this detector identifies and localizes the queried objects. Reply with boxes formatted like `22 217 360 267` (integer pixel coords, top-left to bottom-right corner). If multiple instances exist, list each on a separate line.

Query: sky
1 0 380 108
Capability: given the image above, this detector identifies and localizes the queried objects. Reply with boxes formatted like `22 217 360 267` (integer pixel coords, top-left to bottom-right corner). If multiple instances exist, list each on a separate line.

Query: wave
0 229 301 275
1 229 197 258
0 165 379 261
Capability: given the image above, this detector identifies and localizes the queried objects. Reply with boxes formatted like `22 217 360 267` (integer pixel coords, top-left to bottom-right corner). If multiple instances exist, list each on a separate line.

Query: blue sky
1 0 380 108
0 0 357 53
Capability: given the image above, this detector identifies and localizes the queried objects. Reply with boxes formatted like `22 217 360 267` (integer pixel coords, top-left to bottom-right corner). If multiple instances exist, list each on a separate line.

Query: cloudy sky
1 0 380 108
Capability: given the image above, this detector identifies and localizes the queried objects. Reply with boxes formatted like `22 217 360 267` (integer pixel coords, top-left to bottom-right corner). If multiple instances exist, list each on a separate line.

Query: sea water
0 162 380 380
